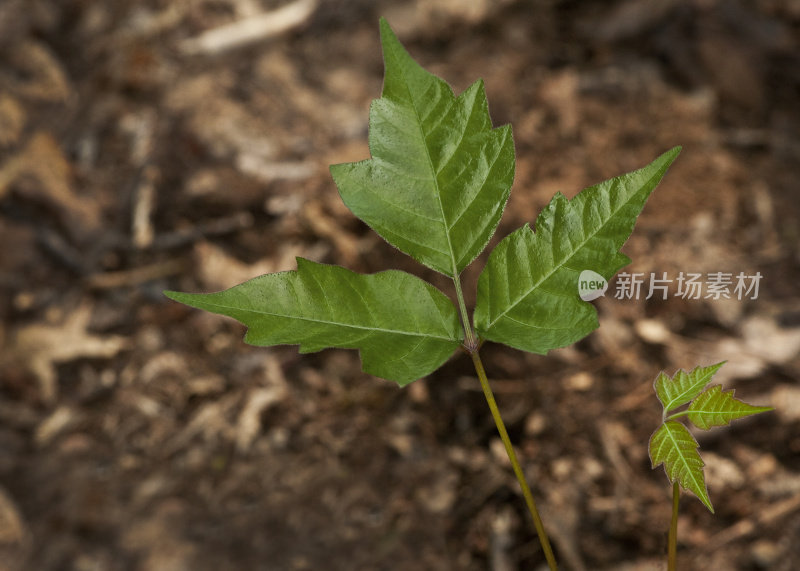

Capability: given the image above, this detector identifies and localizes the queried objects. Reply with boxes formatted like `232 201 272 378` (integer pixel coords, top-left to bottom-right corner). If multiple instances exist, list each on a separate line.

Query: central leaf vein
486 169 664 329
197 300 455 341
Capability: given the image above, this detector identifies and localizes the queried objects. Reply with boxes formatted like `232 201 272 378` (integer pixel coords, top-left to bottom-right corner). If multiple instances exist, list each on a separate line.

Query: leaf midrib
664 422 705 495
396 56 459 278
663 368 717 410
485 170 662 330
195 299 458 342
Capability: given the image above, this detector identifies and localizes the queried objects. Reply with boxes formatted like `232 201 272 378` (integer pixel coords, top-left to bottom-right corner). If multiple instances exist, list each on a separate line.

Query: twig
132 165 158 249
151 212 254 250
180 0 318 56
490 506 515 571
85 258 189 290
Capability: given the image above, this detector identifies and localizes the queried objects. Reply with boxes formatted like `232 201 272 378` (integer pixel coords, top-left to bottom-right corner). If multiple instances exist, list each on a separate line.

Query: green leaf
654 361 726 413
688 385 773 430
650 421 713 512
165 258 463 386
473 147 680 354
329 18 515 277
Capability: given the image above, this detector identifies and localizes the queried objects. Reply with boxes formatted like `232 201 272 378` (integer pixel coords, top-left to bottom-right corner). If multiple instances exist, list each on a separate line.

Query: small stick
85 258 189 290
180 0 317 56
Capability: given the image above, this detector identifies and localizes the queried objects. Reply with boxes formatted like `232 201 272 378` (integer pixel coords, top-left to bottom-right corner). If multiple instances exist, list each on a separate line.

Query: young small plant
649 361 773 570
166 18 681 569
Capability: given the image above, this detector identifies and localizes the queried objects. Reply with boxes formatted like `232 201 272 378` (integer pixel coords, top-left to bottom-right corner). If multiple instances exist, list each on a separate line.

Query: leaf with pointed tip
650 421 713 512
688 385 773 430
473 147 680 354
655 361 726 413
329 18 515 276
165 258 463 386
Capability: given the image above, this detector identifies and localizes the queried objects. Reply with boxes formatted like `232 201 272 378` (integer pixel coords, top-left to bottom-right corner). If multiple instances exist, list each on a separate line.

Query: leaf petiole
452 274 478 352
665 410 691 422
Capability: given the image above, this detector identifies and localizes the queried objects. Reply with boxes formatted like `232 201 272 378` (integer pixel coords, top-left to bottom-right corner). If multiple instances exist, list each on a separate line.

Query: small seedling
166 18 681 569
649 362 772 570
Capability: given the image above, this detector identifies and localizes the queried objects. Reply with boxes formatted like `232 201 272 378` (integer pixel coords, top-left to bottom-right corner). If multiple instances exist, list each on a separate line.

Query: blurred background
1 0 798 569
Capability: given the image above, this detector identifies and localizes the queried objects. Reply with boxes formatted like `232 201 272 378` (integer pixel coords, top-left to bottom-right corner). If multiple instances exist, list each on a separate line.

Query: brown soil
1 1 799 569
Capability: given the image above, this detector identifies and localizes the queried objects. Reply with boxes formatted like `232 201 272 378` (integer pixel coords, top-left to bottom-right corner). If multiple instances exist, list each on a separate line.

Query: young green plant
166 18 681 569
649 362 772 571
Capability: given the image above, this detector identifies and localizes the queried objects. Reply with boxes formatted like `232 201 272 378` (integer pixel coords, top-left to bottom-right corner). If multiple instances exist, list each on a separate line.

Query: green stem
668 481 679 571
450 272 555 568
471 350 558 571
452 275 477 350
665 410 691 422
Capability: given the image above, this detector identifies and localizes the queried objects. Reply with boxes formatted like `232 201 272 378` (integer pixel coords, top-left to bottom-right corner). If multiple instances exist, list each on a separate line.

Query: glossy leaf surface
654 361 726 413
650 421 713 511
474 147 680 354
688 385 773 430
165 258 463 386
650 362 771 511
330 18 514 276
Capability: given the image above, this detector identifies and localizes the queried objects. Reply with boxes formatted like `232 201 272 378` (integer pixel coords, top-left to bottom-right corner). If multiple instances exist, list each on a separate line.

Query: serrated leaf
165 258 463 386
650 421 713 512
329 18 515 277
655 361 725 413
688 385 773 430
473 147 680 354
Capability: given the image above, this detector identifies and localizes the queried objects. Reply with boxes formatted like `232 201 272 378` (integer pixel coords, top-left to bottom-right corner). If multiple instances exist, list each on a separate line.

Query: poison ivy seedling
649 362 772 570
166 18 681 570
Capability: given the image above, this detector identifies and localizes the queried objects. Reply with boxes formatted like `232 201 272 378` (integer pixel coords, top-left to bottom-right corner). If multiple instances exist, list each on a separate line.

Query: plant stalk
470 350 558 571
668 481 679 571
452 275 477 350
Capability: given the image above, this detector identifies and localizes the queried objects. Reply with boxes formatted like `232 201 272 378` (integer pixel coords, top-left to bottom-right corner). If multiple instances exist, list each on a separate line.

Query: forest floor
1 1 799 569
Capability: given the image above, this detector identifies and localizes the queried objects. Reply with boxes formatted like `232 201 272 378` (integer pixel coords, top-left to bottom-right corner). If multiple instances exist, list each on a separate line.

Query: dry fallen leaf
0 133 100 237
193 240 318 291
0 94 25 148
1 303 129 404
0 485 26 544
1 40 70 102
235 386 287 453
